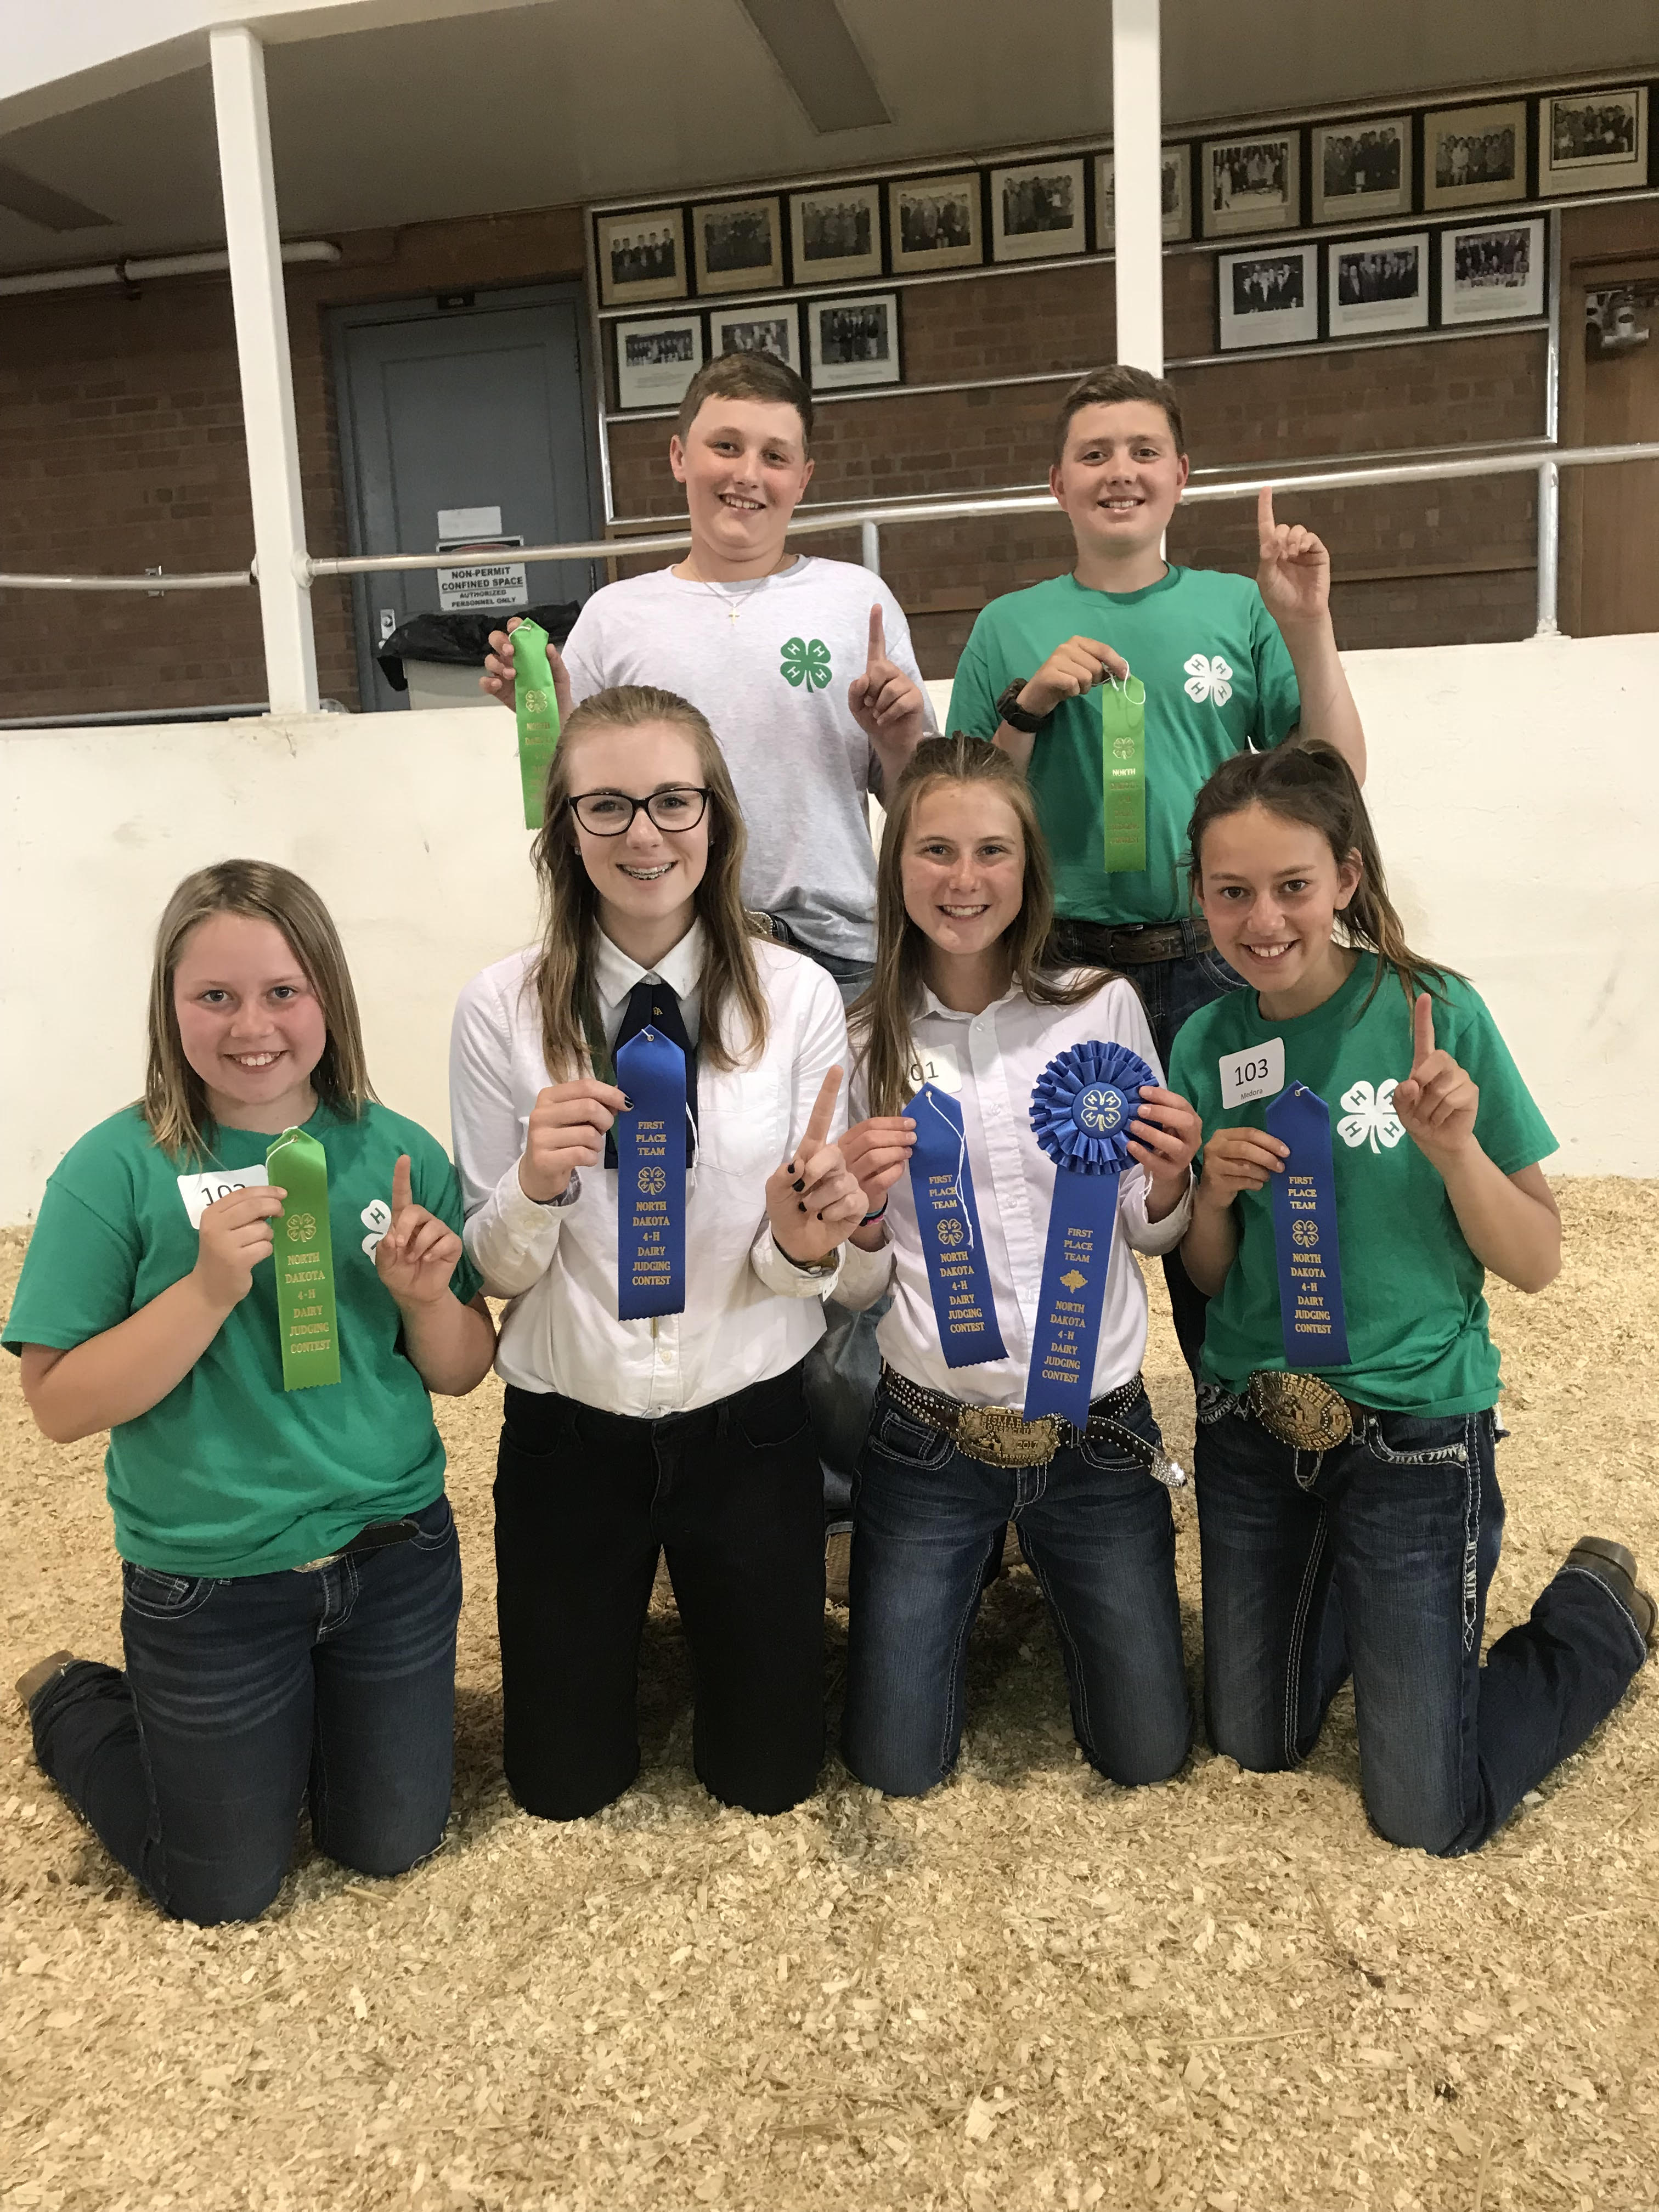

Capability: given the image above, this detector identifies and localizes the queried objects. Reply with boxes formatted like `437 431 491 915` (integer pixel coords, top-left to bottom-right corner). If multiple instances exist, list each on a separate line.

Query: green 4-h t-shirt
4 1101 482 1578
1168 959 1557 1415
949 568 1302 927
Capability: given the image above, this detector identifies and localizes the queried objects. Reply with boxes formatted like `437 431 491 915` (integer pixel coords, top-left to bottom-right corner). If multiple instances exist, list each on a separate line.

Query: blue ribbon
615 1027 686 1319
1024 1040 1154 1426
1265 1082 1350 1368
904 1083 1007 1368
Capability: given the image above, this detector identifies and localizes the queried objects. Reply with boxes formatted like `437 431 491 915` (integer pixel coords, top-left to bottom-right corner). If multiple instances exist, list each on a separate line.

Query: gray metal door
330 285 598 712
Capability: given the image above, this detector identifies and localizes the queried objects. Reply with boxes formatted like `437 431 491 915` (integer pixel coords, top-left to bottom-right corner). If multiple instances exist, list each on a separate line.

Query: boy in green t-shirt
949 364 1368 1364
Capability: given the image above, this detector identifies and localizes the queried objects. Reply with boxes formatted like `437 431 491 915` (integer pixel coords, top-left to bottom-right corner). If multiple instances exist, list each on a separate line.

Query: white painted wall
3 630 1655 1222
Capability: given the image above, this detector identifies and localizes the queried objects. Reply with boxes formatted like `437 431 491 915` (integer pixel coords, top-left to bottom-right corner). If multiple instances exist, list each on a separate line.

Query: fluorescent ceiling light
736 0 892 132
0 161 114 232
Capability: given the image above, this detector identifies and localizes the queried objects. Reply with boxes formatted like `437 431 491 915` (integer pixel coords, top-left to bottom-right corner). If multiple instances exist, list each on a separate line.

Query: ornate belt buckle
1247 1369 1353 1452
955 1407 1062 1468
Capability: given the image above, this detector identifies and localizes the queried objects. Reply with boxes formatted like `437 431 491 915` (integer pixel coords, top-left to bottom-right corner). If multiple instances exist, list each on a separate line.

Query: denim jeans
493 1364 825 1820
28 1494 462 1923
842 1379 1192 1796
1053 926 1249 1378
1194 1400 1648 1855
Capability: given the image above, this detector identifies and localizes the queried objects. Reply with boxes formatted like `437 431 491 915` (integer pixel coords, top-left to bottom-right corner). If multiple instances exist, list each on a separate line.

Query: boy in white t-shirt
483 351 936 996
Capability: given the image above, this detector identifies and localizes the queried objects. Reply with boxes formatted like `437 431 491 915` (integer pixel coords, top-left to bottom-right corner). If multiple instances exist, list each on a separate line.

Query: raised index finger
795 1065 844 1160
1411 991 1436 1071
866 603 888 669
392 1153 414 1217
1256 484 1282 551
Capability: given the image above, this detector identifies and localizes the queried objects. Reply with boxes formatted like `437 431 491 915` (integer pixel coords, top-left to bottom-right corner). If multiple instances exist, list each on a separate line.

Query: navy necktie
606 977 697 1168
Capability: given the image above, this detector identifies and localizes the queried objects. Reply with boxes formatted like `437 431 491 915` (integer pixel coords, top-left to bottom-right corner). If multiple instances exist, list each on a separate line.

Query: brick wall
1 191 1649 717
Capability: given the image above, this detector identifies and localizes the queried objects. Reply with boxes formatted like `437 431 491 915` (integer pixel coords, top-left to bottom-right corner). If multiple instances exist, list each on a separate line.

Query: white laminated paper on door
1218 1037 1285 1110
176 1164 270 1229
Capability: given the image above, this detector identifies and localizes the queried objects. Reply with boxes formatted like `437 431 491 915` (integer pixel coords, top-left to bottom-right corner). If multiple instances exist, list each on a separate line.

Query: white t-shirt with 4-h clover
560 557 935 964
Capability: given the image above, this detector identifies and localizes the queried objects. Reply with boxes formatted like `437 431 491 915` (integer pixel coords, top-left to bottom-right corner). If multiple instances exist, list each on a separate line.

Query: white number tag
917 1040 963 1095
1218 1038 1285 1110
176 1164 269 1229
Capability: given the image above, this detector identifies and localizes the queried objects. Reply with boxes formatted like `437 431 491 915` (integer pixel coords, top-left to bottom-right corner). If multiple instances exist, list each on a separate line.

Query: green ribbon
266 1126 341 1391
512 619 561 830
1101 674 1148 876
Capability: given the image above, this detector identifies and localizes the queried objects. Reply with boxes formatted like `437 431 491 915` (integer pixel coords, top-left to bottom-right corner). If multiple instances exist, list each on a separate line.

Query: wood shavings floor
3 1182 1656 2212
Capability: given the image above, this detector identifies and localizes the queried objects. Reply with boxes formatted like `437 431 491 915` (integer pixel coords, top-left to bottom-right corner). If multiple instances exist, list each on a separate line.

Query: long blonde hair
527 685 770 1077
145 860 373 1161
851 736 1110 1116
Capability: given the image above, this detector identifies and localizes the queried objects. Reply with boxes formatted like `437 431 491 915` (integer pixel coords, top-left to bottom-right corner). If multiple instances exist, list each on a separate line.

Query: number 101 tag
1218 1037 1285 1110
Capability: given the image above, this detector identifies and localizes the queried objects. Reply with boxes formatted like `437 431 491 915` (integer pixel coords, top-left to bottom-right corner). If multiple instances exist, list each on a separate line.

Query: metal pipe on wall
1111 0 1164 375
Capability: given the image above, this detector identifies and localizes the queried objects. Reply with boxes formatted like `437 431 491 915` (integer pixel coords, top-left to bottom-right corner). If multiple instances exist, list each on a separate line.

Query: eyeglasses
567 786 712 836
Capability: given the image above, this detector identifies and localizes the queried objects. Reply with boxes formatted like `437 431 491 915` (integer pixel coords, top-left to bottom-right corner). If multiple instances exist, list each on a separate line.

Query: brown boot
15 1650 78 1713
1566 1540 1657 1646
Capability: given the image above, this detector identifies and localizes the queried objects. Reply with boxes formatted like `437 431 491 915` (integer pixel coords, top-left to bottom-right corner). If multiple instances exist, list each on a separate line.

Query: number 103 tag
1218 1037 1285 1110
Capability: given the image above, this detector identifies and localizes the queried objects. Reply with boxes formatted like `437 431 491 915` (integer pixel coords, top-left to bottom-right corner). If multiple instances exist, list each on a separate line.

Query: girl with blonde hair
10 861 494 1922
836 736 1204 1796
449 685 865 1820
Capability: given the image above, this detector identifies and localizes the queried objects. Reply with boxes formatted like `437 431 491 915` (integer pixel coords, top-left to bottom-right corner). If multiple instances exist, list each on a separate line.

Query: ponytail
1186 743 1455 1010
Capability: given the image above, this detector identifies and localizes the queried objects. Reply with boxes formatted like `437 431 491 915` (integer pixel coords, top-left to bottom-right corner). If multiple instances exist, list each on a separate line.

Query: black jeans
493 1363 825 1821
29 1495 461 1925
1053 922 1249 1376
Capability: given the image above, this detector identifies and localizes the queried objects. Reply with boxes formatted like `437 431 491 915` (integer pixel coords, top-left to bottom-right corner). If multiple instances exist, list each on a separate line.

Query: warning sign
434 504 528 613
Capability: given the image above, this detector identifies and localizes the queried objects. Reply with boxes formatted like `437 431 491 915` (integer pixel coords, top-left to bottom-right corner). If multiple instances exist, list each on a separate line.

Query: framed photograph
1217 244 1318 349
806 292 901 390
1423 102 1527 211
1541 87 1648 195
614 313 705 410
1094 147 1192 249
596 209 687 308
1202 133 1300 235
692 196 783 295
887 174 981 272
1440 217 1545 325
990 157 1086 261
1312 118 1411 223
1326 232 1429 335
788 184 883 283
710 303 801 373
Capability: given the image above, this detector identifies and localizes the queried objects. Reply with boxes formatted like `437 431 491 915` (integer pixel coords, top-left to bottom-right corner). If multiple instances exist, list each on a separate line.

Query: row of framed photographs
1218 217 1548 352
612 294 901 412
595 84 1651 313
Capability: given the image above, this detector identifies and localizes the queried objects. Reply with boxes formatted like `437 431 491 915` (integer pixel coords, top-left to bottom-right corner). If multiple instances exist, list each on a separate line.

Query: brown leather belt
1052 916 1215 967
881 1365 1187 1487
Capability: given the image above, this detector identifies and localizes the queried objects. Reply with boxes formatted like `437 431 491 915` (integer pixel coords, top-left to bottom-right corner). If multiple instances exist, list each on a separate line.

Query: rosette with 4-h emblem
1028 1039 1155 1177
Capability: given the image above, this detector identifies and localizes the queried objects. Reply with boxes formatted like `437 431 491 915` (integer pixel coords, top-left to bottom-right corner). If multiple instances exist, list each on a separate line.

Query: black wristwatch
995 678 1045 735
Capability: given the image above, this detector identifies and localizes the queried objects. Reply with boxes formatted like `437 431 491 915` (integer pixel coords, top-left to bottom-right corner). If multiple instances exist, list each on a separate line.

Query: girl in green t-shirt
9 861 495 1923
1169 743 1652 1855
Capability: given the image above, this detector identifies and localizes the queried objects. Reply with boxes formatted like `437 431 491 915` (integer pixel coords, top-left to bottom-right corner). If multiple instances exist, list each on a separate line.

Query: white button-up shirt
837 975 1192 1407
450 924 849 1415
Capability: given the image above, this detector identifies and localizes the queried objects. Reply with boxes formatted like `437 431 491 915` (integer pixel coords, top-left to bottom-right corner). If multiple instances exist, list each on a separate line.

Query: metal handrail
4 441 1657 603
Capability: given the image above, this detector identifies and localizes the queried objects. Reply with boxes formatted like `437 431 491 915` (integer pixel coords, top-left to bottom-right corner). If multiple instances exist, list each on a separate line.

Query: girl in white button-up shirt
835 736 1204 1798
449 685 864 1824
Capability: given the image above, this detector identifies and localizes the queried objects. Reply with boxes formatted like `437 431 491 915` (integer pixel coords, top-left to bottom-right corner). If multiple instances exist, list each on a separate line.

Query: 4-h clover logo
521 687 550 716
1338 1078 1405 1154
1077 1085 1124 1135
285 1211 317 1244
637 1166 667 1197
937 1217 964 1248
1291 1218 1319 1248
1183 652 1234 707
780 636 832 691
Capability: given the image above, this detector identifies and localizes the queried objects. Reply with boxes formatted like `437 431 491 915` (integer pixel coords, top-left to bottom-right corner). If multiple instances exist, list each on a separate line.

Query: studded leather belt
881 1365 1186 1487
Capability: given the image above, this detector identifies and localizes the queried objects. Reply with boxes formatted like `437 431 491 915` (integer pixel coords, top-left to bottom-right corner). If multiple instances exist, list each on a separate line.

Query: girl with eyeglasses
449 685 866 1821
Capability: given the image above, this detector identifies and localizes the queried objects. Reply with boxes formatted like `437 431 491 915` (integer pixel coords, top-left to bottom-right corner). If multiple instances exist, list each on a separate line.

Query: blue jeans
28 1494 462 1923
1194 1400 1648 1855
842 1380 1192 1795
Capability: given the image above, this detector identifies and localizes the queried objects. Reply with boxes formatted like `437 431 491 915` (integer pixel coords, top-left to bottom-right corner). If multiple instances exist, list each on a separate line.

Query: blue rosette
1022 1038 1155 1427
1029 1039 1157 1177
